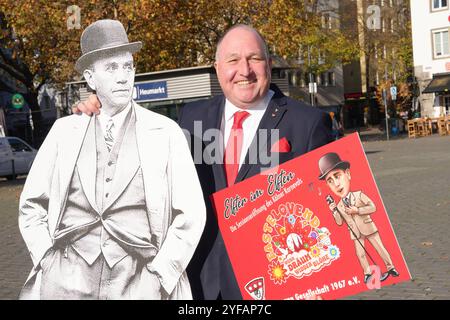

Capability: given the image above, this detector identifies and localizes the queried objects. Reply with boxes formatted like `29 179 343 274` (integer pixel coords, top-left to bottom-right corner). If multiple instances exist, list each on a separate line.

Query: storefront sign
133 81 168 101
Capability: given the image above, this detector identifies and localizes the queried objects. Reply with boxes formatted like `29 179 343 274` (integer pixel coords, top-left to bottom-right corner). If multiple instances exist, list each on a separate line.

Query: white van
0 137 37 180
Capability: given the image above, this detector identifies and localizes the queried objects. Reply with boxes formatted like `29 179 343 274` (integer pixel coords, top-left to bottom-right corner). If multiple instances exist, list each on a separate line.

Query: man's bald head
215 24 270 61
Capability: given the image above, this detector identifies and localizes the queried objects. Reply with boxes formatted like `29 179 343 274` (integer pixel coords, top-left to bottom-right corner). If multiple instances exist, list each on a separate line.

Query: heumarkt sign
132 81 168 102
11 93 25 109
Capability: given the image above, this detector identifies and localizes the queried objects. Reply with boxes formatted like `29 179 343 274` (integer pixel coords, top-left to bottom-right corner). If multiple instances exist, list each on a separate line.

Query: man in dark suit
74 24 332 300
178 25 332 300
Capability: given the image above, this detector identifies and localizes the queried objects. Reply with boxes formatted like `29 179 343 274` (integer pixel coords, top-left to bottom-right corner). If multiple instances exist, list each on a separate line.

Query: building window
320 72 327 86
390 19 394 33
316 72 336 87
445 96 450 114
298 45 304 64
381 0 385 6
288 71 295 86
432 29 450 58
328 72 336 86
383 45 387 59
289 70 304 87
318 50 325 65
299 72 306 87
382 18 385 32
432 0 448 11
322 13 332 29
42 95 51 109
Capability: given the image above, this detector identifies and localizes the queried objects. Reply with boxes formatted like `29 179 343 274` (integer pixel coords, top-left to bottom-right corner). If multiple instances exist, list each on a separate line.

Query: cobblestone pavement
0 135 449 300
347 134 450 300
0 177 30 300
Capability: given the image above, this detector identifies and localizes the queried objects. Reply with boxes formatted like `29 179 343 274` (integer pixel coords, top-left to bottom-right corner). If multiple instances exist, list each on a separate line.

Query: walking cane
326 195 378 267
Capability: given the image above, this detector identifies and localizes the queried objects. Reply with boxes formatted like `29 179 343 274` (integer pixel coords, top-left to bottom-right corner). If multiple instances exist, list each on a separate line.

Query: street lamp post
383 88 389 141
308 45 315 107
384 65 389 141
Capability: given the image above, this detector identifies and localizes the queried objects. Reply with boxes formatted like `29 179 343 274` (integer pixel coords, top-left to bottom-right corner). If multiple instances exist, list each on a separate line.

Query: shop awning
423 73 450 94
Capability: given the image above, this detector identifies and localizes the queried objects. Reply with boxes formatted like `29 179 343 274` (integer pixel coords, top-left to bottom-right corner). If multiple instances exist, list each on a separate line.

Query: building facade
64 65 289 121
340 0 409 128
286 0 345 124
411 0 450 117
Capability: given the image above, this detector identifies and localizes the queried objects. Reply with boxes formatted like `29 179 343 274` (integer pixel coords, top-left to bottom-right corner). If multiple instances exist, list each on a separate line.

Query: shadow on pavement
343 127 409 142
0 176 27 187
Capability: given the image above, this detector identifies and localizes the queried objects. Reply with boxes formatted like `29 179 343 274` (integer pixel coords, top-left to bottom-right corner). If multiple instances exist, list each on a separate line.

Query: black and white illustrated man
18 19 206 299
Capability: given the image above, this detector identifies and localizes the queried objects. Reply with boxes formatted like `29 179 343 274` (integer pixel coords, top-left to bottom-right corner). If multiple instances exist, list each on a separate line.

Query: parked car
0 137 37 180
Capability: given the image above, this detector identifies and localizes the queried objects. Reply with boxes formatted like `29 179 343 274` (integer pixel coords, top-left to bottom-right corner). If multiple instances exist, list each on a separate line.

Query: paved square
1 135 449 300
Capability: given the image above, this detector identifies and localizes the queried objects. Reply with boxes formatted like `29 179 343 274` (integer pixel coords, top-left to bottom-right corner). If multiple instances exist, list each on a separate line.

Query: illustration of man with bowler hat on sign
18 19 205 300
318 152 399 284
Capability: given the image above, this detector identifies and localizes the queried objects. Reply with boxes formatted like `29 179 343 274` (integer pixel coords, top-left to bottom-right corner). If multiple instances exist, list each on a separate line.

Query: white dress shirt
97 102 132 142
222 90 275 169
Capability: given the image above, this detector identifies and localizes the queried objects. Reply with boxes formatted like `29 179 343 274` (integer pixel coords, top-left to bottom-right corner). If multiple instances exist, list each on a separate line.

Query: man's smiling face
214 26 272 109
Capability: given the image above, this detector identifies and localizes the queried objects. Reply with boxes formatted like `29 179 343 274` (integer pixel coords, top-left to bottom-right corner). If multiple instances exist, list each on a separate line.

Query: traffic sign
390 86 397 100
11 93 25 109
309 82 317 94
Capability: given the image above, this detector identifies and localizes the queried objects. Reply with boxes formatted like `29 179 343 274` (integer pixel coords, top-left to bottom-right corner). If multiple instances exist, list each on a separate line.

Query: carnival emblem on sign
244 277 265 300
263 202 340 284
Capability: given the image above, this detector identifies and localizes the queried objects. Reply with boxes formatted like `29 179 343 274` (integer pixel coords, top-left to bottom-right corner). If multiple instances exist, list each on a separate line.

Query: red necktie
224 111 250 186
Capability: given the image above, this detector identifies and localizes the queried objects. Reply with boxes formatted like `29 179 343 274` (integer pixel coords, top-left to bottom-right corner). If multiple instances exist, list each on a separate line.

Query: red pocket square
271 137 291 152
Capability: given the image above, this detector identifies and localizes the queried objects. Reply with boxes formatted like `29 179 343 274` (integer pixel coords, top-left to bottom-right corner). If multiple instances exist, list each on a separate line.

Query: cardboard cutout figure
18 19 205 300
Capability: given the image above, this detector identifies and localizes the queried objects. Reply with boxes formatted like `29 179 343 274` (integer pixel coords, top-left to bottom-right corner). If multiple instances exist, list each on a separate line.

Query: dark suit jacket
178 84 332 300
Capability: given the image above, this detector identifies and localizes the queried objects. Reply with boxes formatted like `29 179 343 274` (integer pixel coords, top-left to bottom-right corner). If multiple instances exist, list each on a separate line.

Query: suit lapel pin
272 107 279 117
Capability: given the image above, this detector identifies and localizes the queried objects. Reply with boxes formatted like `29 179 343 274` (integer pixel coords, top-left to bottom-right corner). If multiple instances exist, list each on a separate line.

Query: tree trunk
362 54 371 130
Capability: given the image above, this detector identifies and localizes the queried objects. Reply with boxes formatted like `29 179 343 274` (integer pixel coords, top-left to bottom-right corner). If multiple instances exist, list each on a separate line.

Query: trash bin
390 118 399 136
